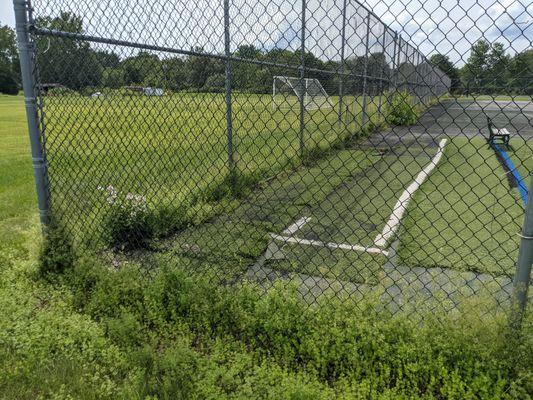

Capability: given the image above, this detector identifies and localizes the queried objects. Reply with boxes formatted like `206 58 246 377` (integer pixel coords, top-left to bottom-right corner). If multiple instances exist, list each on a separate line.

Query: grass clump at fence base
100 185 155 250
39 217 75 275
98 170 265 250
33 256 530 400
385 90 420 126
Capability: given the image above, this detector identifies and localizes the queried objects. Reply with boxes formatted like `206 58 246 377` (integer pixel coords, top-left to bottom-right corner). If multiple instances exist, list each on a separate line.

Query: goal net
272 76 332 110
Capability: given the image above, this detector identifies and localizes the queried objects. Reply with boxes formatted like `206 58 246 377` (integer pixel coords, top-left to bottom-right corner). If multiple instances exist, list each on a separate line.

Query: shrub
385 91 419 126
39 217 75 275
100 185 154 250
151 203 190 237
63 261 533 399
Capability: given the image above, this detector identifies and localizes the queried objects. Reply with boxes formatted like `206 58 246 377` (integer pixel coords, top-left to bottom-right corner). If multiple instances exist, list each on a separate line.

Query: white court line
270 233 389 256
374 138 448 248
282 217 311 235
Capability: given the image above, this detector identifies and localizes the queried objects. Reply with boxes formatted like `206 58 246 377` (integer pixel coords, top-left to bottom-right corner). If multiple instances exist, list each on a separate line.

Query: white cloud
10 0 533 67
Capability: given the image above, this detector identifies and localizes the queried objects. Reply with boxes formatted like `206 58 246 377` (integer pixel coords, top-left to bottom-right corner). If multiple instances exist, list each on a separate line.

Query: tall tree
121 52 160 85
486 42 509 93
429 54 460 93
508 50 533 95
184 47 223 90
0 24 19 94
233 45 262 92
461 40 491 93
160 57 187 91
34 12 102 90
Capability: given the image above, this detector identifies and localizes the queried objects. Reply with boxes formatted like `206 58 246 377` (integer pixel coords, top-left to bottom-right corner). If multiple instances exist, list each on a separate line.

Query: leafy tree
233 45 262 92
429 54 460 93
202 73 225 93
185 47 223 89
486 42 509 93
0 24 20 94
367 52 390 95
0 68 18 94
122 52 160 85
343 55 366 94
101 67 125 88
94 50 120 69
461 40 491 93
34 12 102 90
508 50 533 95
161 57 187 91
459 41 524 94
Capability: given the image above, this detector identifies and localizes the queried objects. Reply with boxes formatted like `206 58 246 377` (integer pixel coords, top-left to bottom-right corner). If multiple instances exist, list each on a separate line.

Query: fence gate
13 0 532 322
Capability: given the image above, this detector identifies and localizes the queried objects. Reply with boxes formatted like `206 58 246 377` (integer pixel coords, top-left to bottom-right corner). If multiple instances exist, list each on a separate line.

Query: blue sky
1 0 531 67
0 1 15 27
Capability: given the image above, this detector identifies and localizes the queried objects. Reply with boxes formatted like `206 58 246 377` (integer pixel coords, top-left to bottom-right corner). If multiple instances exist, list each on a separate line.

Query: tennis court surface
149 98 532 310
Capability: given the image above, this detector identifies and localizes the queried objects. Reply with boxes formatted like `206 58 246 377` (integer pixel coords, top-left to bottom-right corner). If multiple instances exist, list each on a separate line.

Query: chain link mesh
17 0 533 318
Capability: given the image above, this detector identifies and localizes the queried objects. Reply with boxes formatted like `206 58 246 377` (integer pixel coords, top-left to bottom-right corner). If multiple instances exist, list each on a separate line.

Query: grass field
0 95 38 261
453 94 533 102
4 92 530 281
42 92 387 247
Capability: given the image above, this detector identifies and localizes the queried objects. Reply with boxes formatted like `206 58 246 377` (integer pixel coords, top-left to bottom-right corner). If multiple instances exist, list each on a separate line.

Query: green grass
507 139 533 184
452 95 533 101
0 94 38 261
1 93 532 399
267 141 437 284
139 136 445 287
398 137 526 276
42 92 385 247
143 145 383 282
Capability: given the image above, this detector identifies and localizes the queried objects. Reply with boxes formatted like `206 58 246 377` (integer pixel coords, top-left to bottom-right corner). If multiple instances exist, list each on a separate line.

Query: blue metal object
492 143 528 206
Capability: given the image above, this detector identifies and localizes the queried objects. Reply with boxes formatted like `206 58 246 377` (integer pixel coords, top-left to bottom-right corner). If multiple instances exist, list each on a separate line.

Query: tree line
1 12 532 96
429 42 533 95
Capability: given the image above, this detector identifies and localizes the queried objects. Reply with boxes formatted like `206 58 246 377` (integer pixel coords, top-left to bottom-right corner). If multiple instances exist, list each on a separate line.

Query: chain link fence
13 0 532 320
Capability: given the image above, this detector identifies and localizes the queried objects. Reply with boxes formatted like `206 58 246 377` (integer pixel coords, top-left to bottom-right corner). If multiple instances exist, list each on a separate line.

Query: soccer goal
272 76 332 110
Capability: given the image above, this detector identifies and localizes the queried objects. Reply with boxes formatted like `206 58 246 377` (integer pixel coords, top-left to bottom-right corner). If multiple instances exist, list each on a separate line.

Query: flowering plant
98 185 154 249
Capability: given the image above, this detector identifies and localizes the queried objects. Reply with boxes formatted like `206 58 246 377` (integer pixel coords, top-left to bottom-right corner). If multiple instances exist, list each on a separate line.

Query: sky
0 0 15 27
1 0 531 67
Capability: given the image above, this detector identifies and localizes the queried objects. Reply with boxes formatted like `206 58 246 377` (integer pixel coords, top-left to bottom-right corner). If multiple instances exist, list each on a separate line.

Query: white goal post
272 76 332 110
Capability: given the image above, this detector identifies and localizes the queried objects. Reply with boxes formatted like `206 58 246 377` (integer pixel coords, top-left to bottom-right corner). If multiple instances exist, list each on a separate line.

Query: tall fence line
24 0 451 193
13 0 532 324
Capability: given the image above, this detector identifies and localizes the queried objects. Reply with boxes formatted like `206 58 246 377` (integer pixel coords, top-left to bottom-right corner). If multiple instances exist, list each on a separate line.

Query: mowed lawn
398 137 530 277
40 92 384 245
0 94 38 260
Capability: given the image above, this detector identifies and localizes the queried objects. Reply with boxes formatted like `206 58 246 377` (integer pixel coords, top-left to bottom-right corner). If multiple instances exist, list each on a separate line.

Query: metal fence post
338 0 347 124
13 0 50 228
511 174 533 328
361 13 371 127
395 35 402 92
377 28 386 114
223 0 234 188
414 52 420 105
299 0 306 157
387 31 398 110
